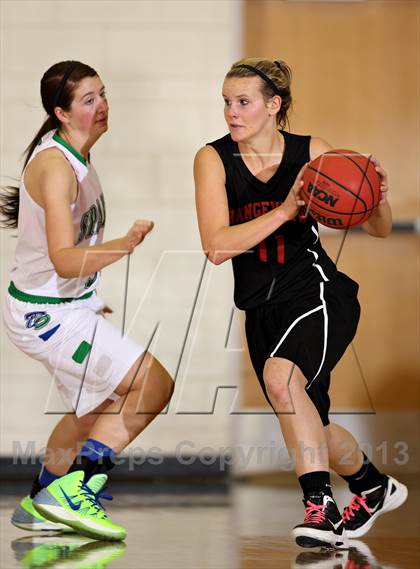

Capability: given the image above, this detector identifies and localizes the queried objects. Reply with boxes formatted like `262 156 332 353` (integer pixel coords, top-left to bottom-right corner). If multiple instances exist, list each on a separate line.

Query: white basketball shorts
2 292 145 417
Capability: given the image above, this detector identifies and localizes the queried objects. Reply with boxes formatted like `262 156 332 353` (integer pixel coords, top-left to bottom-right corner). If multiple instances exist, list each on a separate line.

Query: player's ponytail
0 60 98 229
226 58 293 130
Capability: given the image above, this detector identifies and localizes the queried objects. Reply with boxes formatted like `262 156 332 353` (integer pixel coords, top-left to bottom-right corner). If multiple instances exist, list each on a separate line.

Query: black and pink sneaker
342 475 408 538
292 493 348 549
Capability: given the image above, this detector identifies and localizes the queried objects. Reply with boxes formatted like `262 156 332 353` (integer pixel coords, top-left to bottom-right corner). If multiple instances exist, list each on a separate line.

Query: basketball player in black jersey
194 58 407 549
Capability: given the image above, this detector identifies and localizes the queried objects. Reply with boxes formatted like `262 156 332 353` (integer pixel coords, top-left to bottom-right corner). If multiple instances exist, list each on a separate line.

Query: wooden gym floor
1 475 418 568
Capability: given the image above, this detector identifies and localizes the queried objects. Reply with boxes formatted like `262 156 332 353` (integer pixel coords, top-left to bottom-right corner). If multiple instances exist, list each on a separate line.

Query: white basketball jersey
10 129 105 301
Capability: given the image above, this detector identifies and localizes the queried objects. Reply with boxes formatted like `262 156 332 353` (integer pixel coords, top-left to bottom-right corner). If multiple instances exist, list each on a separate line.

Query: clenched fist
124 220 154 252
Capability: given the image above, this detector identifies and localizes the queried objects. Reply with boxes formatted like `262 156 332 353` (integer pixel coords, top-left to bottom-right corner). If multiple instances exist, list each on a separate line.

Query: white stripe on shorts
311 225 319 243
269 282 329 390
270 304 323 357
306 282 328 389
307 248 330 282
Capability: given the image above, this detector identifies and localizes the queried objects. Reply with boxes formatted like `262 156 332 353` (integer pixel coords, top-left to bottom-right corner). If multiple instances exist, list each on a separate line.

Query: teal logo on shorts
24 311 51 330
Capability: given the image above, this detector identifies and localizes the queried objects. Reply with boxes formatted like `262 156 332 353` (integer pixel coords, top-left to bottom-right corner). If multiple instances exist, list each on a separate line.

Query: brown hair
226 58 292 130
0 61 98 229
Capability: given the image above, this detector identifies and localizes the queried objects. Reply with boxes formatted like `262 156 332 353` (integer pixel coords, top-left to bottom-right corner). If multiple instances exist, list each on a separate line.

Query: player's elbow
205 249 227 265
50 255 78 278
204 238 231 265
54 264 74 278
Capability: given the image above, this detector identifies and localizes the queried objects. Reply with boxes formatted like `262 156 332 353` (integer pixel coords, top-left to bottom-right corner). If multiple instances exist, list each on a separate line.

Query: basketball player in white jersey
1 61 173 541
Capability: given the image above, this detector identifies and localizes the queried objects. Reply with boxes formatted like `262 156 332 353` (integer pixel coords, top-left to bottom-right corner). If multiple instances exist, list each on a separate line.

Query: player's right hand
280 163 307 221
125 219 154 252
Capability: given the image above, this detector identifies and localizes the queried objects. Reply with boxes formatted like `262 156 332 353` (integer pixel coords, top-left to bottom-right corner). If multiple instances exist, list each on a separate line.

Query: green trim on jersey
53 132 88 166
8 281 93 304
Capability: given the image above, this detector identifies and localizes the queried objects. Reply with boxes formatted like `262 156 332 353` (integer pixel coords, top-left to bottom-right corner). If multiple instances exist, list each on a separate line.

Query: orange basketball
301 149 381 229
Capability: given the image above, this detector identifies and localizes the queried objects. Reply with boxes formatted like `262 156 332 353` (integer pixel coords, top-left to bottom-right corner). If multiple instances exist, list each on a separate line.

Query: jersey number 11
258 234 285 264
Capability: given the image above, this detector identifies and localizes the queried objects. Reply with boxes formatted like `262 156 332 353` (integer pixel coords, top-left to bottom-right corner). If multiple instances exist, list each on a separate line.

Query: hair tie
52 61 78 111
235 64 281 96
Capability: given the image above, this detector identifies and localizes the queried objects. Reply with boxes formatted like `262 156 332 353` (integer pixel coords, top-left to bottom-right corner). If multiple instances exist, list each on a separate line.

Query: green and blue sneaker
32 470 126 541
11 496 75 533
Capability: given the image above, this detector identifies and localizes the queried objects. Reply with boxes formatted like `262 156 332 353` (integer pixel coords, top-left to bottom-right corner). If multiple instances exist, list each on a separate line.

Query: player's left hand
371 156 389 205
101 305 113 314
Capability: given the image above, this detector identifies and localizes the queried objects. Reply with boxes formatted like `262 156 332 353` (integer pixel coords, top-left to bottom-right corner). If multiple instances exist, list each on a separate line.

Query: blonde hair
226 58 292 129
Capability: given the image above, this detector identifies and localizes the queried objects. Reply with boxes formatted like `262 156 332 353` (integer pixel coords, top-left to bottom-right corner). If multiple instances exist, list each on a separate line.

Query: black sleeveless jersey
207 130 337 310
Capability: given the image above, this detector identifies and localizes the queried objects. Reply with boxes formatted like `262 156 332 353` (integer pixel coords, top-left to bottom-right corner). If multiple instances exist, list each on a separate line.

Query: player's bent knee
263 362 291 409
113 352 153 396
263 357 306 410
265 380 292 410
114 351 173 400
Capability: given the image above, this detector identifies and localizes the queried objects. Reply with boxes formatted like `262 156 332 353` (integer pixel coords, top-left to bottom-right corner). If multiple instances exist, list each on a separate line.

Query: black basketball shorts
244 271 360 426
